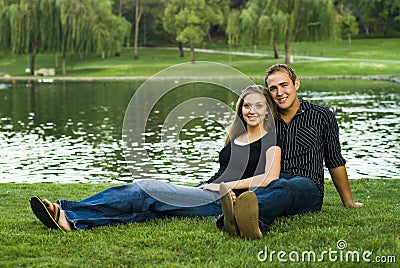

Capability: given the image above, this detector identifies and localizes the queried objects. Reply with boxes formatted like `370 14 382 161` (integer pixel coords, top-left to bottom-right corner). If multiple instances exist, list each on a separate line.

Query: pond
0 79 399 184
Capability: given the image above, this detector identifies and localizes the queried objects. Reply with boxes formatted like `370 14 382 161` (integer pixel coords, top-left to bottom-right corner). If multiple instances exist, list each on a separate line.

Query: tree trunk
133 0 142 59
178 42 184 57
348 35 352 50
273 40 279 59
143 19 147 46
29 42 38 75
190 42 195 63
284 41 291 65
62 51 67 75
228 43 232 64
118 0 123 16
363 25 369 35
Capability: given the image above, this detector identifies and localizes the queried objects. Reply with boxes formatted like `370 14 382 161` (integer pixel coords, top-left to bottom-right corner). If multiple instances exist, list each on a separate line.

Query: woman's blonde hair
225 85 277 146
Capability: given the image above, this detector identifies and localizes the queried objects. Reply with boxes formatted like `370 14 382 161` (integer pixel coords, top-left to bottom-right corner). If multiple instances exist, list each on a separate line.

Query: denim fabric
253 173 323 232
59 179 222 230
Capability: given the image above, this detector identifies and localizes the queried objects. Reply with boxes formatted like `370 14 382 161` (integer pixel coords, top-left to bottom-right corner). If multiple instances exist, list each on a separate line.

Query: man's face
266 71 300 111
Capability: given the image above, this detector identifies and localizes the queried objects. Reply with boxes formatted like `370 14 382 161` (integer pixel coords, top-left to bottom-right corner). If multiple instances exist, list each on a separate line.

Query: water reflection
0 80 399 183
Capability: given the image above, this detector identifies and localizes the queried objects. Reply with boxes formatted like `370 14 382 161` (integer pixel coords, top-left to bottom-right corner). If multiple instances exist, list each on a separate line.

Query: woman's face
241 92 267 129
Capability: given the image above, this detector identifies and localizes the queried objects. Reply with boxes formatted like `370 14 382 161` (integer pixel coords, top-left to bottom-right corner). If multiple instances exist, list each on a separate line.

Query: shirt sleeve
201 143 231 184
205 164 227 184
323 109 346 168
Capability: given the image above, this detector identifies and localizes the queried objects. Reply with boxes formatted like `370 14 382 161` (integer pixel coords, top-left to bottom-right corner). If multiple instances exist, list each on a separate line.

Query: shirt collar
277 98 310 121
298 98 311 114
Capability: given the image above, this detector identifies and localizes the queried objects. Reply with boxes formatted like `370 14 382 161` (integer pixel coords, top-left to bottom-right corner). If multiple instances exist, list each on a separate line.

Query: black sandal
29 196 63 230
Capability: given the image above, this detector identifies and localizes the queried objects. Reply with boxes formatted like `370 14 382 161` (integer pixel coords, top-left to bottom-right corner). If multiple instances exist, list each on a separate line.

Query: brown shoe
234 191 262 239
219 183 239 236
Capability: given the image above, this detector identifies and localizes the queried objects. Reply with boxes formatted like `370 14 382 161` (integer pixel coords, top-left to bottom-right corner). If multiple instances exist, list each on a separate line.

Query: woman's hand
198 183 220 192
199 183 237 201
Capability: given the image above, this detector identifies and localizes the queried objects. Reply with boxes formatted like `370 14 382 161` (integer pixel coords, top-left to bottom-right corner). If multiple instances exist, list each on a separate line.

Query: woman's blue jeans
253 174 323 232
59 179 222 230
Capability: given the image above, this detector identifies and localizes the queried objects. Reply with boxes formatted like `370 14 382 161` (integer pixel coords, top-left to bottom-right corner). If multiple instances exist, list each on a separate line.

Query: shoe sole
30 196 63 230
219 183 239 236
234 191 262 239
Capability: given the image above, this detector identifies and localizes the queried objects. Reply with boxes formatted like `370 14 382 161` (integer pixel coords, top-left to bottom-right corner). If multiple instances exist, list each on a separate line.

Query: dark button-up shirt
277 99 346 195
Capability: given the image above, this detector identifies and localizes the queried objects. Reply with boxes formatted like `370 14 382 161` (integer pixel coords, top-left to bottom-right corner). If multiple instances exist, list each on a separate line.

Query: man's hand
329 166 363 208
344 201 363 208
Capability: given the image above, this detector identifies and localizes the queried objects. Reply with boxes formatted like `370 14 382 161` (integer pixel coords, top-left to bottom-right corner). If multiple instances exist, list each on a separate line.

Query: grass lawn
0 179 398 267
0 38 400 79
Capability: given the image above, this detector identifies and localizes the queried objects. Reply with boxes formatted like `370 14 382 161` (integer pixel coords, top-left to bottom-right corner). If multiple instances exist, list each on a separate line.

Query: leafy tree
163 0 227 63
0 4 13 57
226 9 241 52
346 0 400 36
0 0 129 75
92 0 131 59
337 6 358 48
59 0 130 74
114 0 164 59
239 0 262 51
0 0 60 75
243 0 339 64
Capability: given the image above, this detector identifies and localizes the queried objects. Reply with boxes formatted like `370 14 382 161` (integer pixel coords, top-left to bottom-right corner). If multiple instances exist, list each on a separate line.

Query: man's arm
329 165 363 208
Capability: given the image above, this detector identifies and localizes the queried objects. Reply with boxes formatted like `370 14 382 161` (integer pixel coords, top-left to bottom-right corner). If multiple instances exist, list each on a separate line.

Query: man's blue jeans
59 179 222 230
253 174 323 232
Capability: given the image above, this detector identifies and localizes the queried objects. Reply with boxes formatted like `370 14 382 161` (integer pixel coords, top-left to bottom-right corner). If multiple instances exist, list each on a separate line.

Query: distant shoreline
1 75 399 83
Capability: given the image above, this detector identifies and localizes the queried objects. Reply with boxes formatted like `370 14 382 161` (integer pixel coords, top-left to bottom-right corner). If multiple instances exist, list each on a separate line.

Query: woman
30 85 281 233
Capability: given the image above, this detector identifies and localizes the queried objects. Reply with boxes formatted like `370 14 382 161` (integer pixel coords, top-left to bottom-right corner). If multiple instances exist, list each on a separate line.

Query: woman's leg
42 199 73 231
58 180 221 230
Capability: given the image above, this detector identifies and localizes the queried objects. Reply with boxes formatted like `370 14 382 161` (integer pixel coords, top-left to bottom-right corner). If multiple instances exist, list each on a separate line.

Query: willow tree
226 9 241 53
0 0 129 75
339 13 359 48
0 0 60 75
239 0 264 52
275 0 338 64
0 4 13 57
163 0 227 63
90 0 131 59
243 0 339 64
59 0 130 74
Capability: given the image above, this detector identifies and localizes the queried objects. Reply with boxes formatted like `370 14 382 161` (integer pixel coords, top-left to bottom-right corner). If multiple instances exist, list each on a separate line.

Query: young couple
30 64 363 238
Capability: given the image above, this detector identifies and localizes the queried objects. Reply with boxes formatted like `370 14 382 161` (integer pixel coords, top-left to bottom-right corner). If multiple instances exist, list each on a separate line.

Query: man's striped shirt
276 99 346 195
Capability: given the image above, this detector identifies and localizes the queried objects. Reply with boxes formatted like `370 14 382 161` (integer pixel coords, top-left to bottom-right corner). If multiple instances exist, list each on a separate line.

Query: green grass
0 179 398 267
1 38 400 79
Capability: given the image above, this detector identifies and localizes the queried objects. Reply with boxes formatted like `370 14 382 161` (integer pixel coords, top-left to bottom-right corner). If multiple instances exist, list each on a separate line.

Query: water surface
0 79 398 183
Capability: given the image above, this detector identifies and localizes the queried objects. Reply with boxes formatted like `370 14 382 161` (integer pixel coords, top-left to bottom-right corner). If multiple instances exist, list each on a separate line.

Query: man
219 64 362 239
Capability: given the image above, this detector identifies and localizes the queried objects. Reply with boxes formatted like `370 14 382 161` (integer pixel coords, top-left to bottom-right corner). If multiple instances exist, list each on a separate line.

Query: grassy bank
0 179 398 267
0 38 400 79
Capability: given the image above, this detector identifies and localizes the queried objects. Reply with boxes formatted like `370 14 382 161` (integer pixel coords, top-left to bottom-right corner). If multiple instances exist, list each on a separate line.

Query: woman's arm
227 145 281 189
199 146 281 191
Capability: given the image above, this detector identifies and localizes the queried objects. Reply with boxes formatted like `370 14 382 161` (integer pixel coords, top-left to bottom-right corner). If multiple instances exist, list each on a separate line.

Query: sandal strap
53 204 60 223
